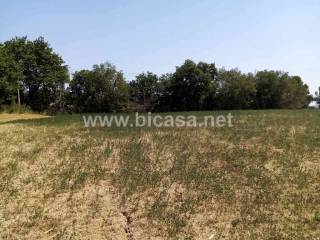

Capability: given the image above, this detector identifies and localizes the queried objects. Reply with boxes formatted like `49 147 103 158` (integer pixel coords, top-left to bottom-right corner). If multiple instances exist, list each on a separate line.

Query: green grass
0 110 319 239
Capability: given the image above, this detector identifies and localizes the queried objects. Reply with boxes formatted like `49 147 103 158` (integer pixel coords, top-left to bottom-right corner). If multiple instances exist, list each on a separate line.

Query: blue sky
1 0 319 93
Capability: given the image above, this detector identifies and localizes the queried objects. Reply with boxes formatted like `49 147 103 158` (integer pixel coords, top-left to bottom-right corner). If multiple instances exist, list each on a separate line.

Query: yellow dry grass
0 113 49 123
0 110 319 239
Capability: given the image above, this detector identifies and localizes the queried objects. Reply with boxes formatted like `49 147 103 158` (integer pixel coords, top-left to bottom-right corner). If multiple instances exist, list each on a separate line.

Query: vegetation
68 63 128 113
0 36 318 238
129 71 159 112
0 37 69 112
0 37 314 113
315 87 320 105
0 110 319 239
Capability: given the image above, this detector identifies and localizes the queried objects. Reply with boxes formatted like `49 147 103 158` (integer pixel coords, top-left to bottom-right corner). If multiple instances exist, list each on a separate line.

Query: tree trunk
17 87 21 106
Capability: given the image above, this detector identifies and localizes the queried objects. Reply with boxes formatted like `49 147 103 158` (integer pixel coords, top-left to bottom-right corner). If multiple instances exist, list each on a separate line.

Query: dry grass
0 110 319 239
0 113 49 123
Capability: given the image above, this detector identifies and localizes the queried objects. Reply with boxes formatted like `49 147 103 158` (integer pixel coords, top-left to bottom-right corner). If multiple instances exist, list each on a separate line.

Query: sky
1 0 319 94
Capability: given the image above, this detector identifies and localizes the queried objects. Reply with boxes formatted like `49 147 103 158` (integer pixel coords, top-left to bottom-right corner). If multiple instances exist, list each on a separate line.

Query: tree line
0 37 315 113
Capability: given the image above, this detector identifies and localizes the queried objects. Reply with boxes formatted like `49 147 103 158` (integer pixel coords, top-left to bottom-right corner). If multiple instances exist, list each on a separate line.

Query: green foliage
279 75 310 108
255 70 311 109
168 59 218 111
216 68 256 109
129 72 159 111
0 35 313 112
128 63 311 112
68 62 129 113
1 36 69 111
255 70 284 108
0 44 22 105
129 60 218 112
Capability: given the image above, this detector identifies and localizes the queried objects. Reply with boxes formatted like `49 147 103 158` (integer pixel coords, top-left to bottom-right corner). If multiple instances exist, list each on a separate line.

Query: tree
0 44 22 105
255 70 311 109
129 72 159 111
255 70 284 109
314 87 320 105
279 75 311 109
2 37 69 111
168 60 218 111
68 62 128 113
216 69 256 109
153 73 174 112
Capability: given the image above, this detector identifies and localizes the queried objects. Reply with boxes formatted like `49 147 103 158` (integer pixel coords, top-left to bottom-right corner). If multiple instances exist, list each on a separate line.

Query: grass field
0 113 49 123
0 110 320 239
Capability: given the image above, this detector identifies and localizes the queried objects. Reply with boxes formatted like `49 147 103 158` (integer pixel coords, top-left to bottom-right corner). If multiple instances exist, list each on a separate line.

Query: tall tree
154 73 174 112
216 69 256 109
69 62 128 113
255 70 285 109
3 37 69 111
255 70 311 109
0 44 22 105
129 72 159 111
169 60 217 111
279 75 310 108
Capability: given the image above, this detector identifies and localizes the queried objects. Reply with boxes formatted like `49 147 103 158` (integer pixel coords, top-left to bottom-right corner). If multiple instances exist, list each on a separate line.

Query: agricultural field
0 110 319 239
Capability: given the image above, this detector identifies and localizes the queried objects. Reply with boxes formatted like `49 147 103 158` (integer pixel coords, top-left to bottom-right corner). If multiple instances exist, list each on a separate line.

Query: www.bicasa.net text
83 113 234 128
